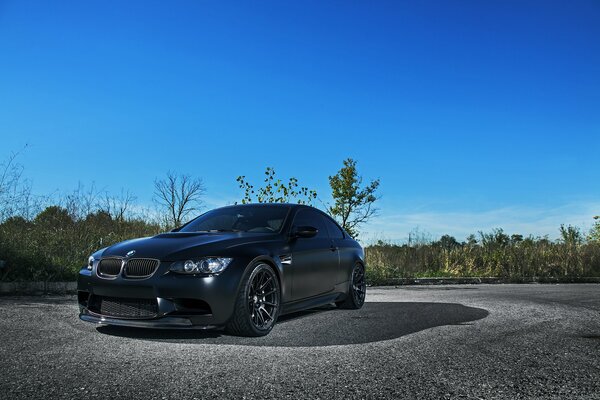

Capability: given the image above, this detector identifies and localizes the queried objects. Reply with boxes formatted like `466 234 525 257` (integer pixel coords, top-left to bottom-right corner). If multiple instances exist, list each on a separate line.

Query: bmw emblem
126 250 136 257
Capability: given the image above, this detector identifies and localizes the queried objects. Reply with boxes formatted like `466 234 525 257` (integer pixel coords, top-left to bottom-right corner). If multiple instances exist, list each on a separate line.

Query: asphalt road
0 285 599 399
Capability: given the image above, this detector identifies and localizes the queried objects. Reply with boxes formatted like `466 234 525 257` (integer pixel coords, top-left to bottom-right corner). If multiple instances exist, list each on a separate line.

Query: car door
321 215 347 284
290 209 339 301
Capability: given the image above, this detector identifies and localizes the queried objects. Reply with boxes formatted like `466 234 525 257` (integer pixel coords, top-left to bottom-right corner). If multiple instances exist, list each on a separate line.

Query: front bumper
79 313 217 329
77 259 245 328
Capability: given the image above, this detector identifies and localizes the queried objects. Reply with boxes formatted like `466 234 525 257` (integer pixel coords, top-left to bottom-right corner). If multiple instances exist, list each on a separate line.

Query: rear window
323 216 345 239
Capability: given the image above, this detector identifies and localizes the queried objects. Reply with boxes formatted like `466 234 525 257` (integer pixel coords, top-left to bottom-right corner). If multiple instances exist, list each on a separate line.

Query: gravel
0 284 599 399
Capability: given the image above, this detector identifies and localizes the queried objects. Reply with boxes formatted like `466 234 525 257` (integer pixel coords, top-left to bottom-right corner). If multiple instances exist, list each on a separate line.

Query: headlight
170 257 233 275
87 256 94 271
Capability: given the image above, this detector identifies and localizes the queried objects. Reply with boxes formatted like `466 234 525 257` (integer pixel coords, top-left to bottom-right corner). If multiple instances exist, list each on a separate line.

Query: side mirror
292 225 318 238
170 226 182 233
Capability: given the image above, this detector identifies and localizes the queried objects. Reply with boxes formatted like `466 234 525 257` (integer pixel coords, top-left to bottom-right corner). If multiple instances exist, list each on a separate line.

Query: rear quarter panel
337 238 364 284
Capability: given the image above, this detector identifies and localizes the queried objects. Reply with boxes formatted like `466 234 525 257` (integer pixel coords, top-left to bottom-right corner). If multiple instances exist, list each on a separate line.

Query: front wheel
336 263 366 309
225 263 281 337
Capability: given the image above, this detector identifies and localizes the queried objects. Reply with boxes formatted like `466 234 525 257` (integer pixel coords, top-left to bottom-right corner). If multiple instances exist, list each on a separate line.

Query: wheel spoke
260 306 273 320
259 276 272 290
256 308 265 326
354 269 364 283
256 272 264 288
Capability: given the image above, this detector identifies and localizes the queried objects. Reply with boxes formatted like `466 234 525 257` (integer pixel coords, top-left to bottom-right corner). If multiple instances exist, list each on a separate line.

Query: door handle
330 245 338 252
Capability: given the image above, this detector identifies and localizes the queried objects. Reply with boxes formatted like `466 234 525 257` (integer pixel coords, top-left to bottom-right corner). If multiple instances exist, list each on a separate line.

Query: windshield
179 205 291 233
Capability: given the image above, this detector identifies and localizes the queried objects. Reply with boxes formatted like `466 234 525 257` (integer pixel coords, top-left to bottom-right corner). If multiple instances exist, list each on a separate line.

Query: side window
323 216 344 239
293 210 328 239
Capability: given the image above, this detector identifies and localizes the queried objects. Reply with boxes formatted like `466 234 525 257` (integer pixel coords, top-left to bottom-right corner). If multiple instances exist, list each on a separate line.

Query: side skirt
280 292 343 316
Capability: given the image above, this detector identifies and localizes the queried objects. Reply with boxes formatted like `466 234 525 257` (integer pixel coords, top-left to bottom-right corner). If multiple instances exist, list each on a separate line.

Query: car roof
215 203 313 210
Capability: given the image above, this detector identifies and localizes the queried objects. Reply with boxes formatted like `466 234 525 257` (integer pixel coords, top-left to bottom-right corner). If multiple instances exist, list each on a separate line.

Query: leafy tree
34 206 74 228
437 234 461 250
510 234 524 244
479 228 510 248
84 210 114 231
589 216 600 243
154 171 205 228
236 167 317 205
559 224 583 276
559 224 582 246
466 234 478 246
327 158 380 238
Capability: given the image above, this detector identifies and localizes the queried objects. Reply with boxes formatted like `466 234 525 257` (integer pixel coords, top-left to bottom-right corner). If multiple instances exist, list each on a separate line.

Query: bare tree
63 182 100 221
153 172 205 228
99 189 137 222
0 146 38 221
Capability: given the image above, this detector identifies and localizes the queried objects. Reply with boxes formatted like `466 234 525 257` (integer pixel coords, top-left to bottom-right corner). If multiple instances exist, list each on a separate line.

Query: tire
336 263 366 310
225 262 281 337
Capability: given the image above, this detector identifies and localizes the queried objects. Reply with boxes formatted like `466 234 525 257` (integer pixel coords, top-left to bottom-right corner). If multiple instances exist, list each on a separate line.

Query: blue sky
1 1 599 241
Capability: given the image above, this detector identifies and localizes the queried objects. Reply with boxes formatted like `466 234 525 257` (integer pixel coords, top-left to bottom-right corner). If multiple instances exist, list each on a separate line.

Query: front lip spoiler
79 314 218 330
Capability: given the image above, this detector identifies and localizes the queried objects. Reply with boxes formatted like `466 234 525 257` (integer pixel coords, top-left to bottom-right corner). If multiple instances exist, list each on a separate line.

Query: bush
0 206 161 282
365 231 600 285
2 206 600 283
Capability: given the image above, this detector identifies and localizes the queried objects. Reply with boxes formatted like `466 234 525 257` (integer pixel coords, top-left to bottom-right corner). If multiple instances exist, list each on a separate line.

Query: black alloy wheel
337 263 366 309
226 263 281 336
248 266 279 329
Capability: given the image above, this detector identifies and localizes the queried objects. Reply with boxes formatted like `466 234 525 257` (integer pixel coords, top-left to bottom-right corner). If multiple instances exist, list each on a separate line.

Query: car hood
100 232 276 261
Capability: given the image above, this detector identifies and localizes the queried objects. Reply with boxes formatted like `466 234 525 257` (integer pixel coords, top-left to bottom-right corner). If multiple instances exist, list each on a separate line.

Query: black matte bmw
78 203 366 336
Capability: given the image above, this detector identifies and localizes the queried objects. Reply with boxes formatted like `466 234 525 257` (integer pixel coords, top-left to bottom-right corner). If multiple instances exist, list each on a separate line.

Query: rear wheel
336 263 366 309
225 263 281 337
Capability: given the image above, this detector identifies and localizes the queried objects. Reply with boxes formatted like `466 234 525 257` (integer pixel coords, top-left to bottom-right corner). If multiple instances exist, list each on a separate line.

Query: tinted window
293 209 328 239
180 205 290 233
323 216 344 239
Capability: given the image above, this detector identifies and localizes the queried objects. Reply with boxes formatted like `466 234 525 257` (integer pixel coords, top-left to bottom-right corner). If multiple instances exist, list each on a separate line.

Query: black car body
78 203 366 336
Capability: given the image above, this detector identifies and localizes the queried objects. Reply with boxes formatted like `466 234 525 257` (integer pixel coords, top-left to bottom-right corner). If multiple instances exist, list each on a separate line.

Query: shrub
0 206 161 282
365 231 600 285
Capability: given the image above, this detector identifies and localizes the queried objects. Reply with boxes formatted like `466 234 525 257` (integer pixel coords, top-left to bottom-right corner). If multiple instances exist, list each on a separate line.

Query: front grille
97 258 123 276
89 296 158 319
124 258 159 278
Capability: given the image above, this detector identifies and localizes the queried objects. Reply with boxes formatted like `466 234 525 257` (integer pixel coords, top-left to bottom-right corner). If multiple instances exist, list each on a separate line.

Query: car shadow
96 302 489 347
